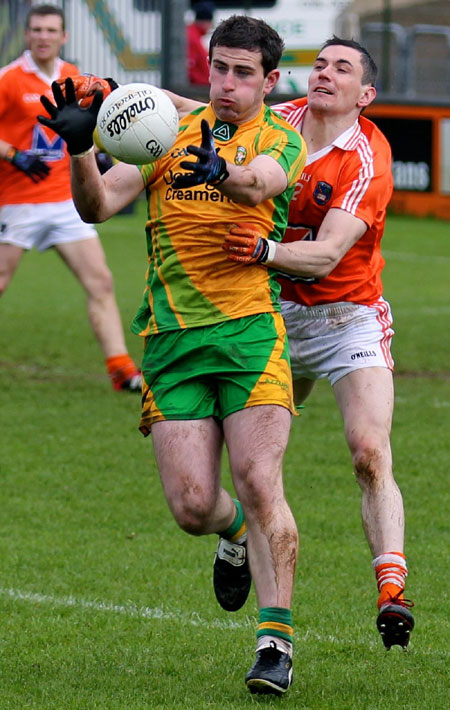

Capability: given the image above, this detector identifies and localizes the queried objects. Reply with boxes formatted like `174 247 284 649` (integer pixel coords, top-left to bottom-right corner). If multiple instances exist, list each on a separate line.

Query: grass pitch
0 202 449 709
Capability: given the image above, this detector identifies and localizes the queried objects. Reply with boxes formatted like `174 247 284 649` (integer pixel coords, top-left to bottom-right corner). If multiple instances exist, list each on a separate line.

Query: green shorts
139 312 296 435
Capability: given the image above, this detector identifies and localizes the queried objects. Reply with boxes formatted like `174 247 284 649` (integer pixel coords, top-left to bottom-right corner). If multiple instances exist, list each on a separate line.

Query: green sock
257 607 293 645
220 498 246 542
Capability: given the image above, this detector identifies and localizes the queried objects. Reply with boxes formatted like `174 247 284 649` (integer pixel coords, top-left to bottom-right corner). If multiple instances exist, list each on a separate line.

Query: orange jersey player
0 3 140 392
272 97 393 307
0 52 77 204
224 37 414 652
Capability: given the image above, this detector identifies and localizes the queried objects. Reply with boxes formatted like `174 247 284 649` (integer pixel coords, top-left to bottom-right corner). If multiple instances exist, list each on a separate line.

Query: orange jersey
0 51 78 205
272 97 393 306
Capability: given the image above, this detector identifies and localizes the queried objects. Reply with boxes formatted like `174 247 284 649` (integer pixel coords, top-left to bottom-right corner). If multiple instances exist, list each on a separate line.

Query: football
95 83 179 165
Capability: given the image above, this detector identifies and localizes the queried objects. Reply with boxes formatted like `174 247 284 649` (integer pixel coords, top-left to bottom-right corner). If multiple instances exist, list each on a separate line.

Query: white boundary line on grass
7 586 449 656
5 585 450 657
1 586 345 645
0 586 254 631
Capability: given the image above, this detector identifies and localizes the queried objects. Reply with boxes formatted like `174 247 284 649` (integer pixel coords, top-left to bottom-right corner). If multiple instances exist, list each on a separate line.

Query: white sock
257 635 293 657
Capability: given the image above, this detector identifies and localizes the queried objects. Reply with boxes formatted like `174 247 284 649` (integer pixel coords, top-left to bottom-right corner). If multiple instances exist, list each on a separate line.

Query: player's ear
358 84 376 110
263 69 280 96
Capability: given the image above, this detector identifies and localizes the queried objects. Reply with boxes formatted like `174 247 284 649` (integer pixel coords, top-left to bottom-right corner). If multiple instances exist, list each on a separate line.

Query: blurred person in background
0 3 141 392
186 1 215 86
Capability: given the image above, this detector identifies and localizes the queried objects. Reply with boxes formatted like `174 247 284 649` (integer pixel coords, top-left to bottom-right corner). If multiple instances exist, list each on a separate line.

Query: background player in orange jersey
38 15 307 696
186 2 215 86
224 37 415 651
0 4 141 392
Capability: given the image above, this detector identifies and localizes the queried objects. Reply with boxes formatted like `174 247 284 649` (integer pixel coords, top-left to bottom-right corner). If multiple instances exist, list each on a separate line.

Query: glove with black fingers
7 149 51 182
223 223 276 265
172 118 229 189
37 77 103 156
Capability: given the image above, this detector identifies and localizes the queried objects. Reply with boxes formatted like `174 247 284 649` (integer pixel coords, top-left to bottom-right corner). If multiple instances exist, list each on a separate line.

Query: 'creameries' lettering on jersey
166 186 235 203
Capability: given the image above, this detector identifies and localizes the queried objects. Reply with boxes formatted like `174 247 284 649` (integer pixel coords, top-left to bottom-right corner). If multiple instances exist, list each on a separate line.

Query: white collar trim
22 50 64 86
305 118 361 165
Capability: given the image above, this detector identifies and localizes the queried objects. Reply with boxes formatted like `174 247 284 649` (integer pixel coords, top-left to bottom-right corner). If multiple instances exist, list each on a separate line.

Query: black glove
8 149 50 182
37 77 103 156
105 78 119 91
173 119 229 189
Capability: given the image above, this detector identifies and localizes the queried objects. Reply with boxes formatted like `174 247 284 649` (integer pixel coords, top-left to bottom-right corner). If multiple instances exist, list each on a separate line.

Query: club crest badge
235 146 247 165
313 181 333 205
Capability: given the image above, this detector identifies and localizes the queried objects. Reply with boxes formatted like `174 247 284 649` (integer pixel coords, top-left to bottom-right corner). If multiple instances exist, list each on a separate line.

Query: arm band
264 239 277 264
5 146 16 162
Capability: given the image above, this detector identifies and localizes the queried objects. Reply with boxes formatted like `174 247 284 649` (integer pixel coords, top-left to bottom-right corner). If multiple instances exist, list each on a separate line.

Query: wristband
206 157 229 187
71 145 95 158
5 146 16 162
263 240 277 264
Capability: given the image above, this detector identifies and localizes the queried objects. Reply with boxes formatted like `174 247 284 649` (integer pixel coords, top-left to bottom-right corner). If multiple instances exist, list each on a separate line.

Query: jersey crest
234 146 247 165
313 181 333 205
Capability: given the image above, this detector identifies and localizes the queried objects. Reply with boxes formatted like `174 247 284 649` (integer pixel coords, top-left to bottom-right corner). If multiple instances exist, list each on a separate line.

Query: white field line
0 586 356 646
0 586 254 631
2 586 448 656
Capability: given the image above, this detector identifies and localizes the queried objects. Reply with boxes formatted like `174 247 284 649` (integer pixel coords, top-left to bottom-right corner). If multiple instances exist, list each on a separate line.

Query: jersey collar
22 50 64 86
331 119 362 150
205 103 266 142
301 104 361 151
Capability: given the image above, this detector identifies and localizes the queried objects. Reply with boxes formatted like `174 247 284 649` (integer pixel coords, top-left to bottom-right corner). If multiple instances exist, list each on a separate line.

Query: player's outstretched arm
224 208 368 276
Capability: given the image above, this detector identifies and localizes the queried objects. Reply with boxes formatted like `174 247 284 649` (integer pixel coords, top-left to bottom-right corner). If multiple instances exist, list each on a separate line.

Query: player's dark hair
26 4 66 31
209 15 285 76
320 36 378 86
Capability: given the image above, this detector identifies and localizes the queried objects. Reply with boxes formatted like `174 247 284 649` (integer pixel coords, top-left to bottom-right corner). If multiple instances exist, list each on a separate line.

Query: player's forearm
272 209 367 276
0 138 15 161
218 162 286 206
71 155 144 222
70 151 112 223
270 240 341 278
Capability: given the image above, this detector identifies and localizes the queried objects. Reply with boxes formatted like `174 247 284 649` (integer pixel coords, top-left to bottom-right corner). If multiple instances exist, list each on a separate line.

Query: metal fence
361 22 450 102
0 0 188 90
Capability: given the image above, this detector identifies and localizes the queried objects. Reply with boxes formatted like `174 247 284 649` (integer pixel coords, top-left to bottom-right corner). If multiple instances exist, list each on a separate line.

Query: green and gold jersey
132 102 306 336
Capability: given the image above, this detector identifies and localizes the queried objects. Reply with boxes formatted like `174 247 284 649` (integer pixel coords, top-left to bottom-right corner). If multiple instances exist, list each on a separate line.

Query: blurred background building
1 0 448 101
338 0 450 100
1 0 448 217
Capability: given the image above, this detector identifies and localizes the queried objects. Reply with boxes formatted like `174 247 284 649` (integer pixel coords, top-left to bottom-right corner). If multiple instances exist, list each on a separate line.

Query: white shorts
0 201 97 252
281 298 395 386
